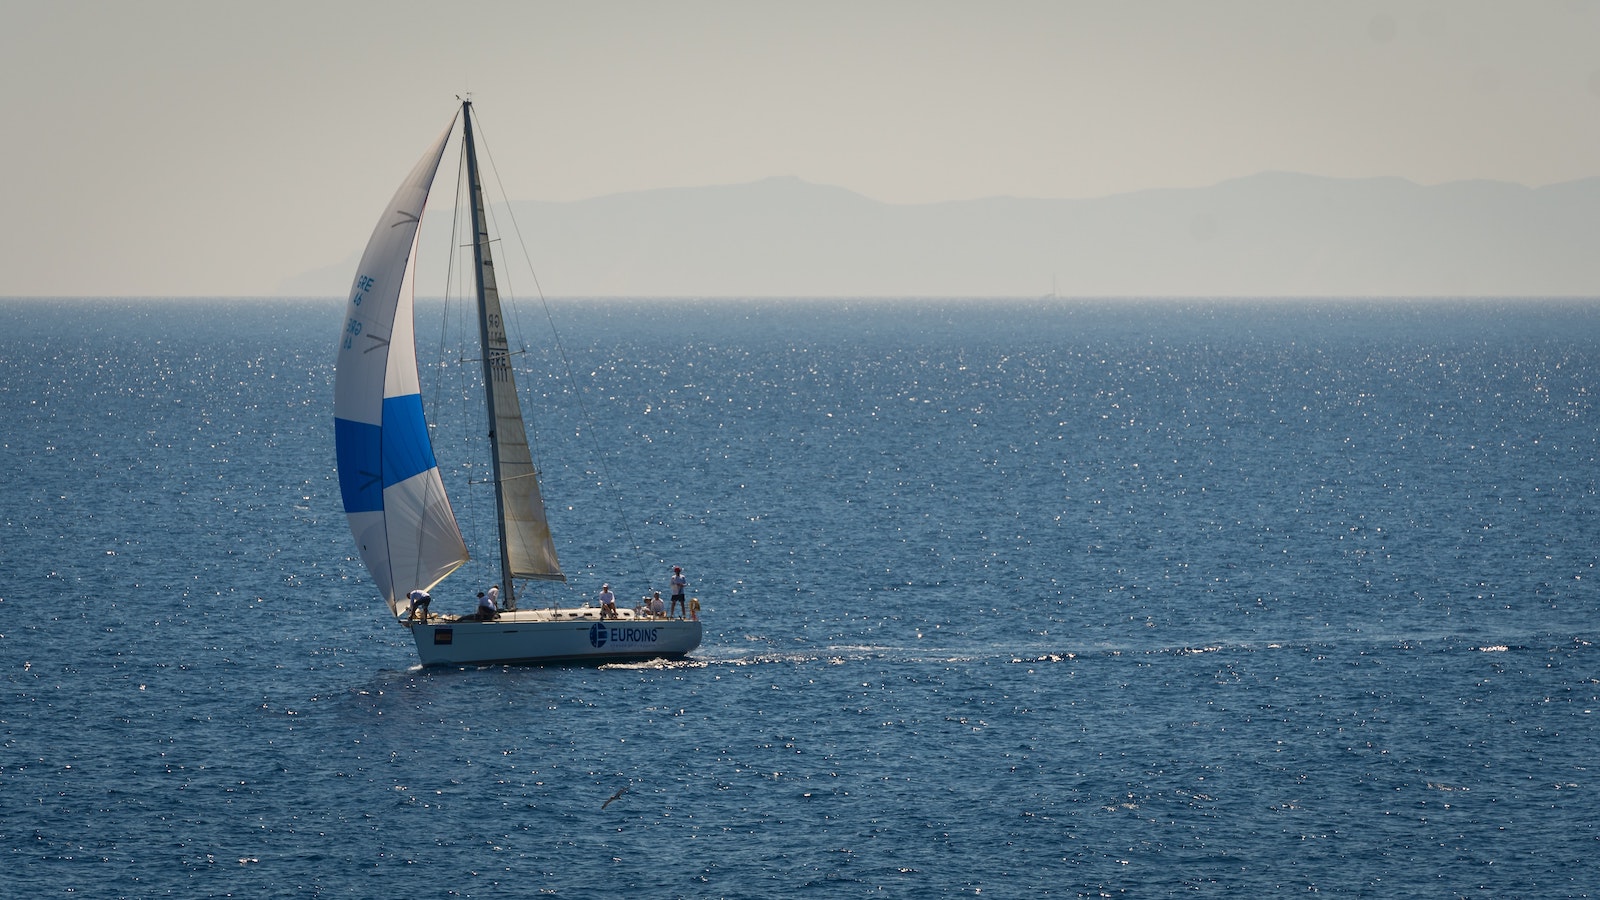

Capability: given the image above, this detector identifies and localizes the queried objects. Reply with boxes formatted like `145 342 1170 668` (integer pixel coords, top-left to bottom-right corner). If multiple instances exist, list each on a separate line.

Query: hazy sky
5 0 1600 296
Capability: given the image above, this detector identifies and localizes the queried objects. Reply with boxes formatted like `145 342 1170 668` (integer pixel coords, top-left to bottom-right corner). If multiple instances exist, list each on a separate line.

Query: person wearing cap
597 583 617 619
669 566 688 618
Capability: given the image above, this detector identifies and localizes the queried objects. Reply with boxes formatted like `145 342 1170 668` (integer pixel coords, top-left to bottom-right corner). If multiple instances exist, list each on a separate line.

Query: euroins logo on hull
589 623 660 649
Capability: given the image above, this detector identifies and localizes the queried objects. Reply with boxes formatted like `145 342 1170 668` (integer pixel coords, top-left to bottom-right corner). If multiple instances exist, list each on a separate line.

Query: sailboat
333 99 702 666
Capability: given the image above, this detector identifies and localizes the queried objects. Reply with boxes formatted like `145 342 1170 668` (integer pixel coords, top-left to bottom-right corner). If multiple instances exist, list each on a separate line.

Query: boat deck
410 606 693 625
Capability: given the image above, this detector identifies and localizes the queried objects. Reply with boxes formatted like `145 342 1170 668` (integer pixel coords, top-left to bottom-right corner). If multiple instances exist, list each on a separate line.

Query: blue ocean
2 297 1596 897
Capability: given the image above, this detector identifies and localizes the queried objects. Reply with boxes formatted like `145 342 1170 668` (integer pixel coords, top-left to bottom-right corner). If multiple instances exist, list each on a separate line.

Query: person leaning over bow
405 589 432 622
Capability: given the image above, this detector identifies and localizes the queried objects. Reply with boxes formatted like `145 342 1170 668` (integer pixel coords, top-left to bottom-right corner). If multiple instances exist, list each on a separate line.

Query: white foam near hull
408 608 702 667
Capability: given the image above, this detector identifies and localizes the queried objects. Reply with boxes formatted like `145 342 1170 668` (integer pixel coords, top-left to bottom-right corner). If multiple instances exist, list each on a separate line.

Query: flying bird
601 786 629 810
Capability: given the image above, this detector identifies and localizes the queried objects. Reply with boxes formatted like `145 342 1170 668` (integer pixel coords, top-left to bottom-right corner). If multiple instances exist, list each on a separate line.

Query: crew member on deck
406 589 433 623
598 583 617 619
669 566 688 618
476 590 498 621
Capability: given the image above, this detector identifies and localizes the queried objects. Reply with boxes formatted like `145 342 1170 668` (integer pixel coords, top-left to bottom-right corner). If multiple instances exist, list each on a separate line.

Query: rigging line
468 104 658 588
420 137 467 533
464 106 545 472
433 133 488 562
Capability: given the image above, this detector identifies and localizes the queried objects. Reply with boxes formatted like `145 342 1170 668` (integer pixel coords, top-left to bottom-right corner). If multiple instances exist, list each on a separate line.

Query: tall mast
461 100 566 607
462 99 518 605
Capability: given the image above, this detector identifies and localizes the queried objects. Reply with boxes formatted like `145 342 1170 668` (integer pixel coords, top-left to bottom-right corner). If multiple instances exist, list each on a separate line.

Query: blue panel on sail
335 417 383 513
381 393 439 489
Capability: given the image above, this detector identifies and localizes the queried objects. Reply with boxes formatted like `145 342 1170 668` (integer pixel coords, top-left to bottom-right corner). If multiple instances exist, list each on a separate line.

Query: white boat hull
407 608 702 667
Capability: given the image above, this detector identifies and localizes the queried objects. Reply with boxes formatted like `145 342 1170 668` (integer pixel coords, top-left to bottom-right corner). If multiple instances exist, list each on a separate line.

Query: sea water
1 297 1596 897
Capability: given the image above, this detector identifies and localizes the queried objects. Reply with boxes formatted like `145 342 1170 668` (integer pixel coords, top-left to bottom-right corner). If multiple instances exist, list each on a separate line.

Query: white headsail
334 113 469 615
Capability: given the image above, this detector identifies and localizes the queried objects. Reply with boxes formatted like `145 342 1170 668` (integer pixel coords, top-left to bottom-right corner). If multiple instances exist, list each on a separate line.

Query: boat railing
407 606 699 625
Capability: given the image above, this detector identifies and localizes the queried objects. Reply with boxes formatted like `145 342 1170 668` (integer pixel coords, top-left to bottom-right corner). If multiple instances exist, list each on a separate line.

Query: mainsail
334 114 469 615
460 103 565 590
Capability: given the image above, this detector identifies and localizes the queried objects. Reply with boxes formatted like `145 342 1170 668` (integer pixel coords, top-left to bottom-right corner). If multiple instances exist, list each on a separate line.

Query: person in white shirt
598 584 617 619
669 566 688 618
405 589 432 622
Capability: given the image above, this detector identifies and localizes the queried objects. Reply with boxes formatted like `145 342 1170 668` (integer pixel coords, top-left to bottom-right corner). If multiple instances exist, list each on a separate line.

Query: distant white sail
334 114 469 615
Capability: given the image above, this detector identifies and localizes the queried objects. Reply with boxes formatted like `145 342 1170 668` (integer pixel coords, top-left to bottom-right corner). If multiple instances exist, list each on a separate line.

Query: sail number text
344 275 376 349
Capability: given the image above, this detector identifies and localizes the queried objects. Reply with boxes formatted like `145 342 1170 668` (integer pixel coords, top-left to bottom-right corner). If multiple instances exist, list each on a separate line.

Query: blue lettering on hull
589 623 661 649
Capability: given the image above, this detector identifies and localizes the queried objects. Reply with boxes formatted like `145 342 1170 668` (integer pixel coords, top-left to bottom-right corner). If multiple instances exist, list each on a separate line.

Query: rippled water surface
2 298 1597 897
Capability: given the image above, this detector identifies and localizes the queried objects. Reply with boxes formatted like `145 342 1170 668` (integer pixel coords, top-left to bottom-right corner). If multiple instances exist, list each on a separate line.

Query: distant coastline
274 173 1600 300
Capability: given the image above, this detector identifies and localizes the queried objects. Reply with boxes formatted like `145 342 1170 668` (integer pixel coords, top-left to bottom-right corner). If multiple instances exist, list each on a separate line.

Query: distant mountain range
282 172 1600 298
